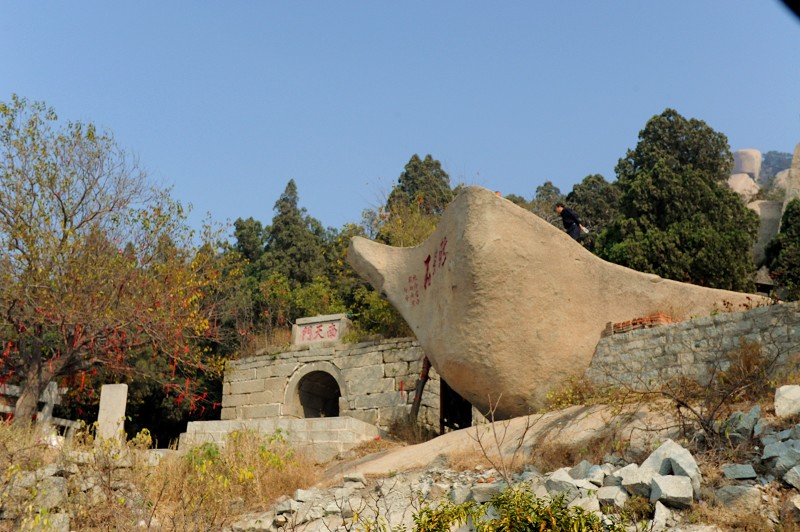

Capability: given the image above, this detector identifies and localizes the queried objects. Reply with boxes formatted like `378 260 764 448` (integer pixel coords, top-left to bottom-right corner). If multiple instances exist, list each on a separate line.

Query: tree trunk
409 356 431 421
12 337 49 426
13 371 46 426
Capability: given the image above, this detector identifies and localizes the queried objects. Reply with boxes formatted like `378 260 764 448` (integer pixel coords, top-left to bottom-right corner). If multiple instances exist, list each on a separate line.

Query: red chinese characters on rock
423 237 448 290
404 275 421 307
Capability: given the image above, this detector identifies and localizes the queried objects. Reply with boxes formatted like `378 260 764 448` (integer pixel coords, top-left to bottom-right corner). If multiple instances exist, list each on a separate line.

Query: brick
345 365 384 383
349 377 395 395
227 368 257 381
222 393 247 408
336 352 382 369
241 404 281 419
353 392 404 409
383 348 425 363
256 363 299 379
230 379 265 395
383 362 409 377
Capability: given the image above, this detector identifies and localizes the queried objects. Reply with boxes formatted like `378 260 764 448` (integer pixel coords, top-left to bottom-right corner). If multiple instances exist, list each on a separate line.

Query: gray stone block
722 463 757 480
785 465 800 490
621 467 653 498
715 485 762 512
349 377 396 395
597 485 628 509
776 385 800 418
383 348 425 363
256 363 298 379
341 352 386 370
228 367 257 380
241 404 281 419
650 474 693 509
230 379 265 395
471 482 505 503
652 501 671 531
640 439 702 496
353 392 405 409
545 468 581 501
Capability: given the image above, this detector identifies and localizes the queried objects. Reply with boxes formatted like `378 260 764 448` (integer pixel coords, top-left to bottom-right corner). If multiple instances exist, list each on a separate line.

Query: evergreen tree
596 109 759 291
766 198 800 301
386 154 453 215
263 179 327 285
233 217 267 264
566 174 620 252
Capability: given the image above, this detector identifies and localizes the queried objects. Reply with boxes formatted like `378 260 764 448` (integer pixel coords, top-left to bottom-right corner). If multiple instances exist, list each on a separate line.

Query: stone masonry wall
221 338 442 433
586 302 800 389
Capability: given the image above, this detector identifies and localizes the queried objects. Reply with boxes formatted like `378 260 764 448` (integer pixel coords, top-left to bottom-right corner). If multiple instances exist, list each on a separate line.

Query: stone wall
585 302 800 389
221 338 443 433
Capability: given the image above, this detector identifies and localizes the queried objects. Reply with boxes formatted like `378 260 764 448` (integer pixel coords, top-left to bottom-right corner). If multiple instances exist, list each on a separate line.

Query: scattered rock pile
6 386 800 530
227 386 800 531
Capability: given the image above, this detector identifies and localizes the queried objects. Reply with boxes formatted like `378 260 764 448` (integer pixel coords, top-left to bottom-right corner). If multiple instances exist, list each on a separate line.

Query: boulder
733 149 762 181
773 168 790 190
775 385 800 418
728 173 760 203
782 494 800 527
347 186 767 417
597 485 628 509
785 143 800 206
640 439 702 496
714 485 762 513
721 463 756 480
650 474 693 509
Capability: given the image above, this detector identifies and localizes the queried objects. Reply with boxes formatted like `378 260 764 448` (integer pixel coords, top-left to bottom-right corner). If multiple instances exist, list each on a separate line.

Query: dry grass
386 414 437 445
149 430 319 529
527 430 622 474
447 446 501 473
688 499 776 531
0 423 320 531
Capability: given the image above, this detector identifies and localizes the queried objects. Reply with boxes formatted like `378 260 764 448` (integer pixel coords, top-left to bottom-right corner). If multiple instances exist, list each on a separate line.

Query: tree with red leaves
0 95 225 425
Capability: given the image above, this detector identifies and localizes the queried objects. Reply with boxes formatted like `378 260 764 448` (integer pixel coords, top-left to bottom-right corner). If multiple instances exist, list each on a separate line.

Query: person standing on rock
555 202 586 240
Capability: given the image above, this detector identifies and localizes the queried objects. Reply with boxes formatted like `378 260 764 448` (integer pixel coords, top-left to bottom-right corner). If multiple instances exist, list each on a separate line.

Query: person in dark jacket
555 202 586 240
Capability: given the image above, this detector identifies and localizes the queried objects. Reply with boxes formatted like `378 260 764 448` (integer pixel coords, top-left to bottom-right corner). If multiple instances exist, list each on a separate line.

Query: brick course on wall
221 338 443 432
585 302 800 389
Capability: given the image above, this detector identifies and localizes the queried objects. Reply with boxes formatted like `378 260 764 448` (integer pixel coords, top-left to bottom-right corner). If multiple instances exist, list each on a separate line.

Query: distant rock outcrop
734 149 763 182
728 172 760 203
347 186 765 418
785 144 800 210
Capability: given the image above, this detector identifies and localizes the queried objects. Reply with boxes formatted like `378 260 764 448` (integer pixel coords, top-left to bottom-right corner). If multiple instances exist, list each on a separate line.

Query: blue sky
2 2 799 236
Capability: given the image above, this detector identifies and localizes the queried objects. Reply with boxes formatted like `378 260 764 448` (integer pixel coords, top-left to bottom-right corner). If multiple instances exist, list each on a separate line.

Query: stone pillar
97 384 128 442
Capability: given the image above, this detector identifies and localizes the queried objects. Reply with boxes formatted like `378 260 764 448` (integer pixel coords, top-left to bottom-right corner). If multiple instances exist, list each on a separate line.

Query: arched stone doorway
297 371 341 418
283 361 346 419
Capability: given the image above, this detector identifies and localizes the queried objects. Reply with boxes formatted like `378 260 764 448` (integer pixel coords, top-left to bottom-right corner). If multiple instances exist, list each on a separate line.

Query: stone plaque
291 313 351 346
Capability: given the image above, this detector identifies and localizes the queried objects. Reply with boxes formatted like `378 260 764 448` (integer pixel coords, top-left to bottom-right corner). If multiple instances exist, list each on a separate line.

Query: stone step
178 416 381 463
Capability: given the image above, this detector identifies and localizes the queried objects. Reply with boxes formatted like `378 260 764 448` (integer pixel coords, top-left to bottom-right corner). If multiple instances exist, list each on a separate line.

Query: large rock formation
728 173 760 203
747 200 783 266
734 149 763 182
347 186 766 418
785 143 800 211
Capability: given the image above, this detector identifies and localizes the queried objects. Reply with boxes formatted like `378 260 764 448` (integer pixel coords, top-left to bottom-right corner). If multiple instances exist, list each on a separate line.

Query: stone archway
283 361 346 418
298 371 341 418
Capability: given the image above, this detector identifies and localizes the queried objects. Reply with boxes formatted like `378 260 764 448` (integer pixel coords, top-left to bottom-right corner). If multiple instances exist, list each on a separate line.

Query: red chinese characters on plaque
291 314 351 346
